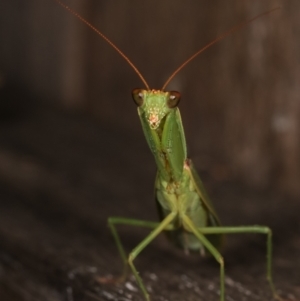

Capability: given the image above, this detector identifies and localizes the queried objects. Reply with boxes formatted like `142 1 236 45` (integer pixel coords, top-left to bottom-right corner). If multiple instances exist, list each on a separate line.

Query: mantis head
132 89 181 130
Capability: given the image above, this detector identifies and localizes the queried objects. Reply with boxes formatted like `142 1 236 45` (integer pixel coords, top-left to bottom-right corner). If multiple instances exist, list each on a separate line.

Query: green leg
183 216 226 301
128 212 177 301
107 214 176 301
107 217 169 281
183 219 280 301
197 225 280 300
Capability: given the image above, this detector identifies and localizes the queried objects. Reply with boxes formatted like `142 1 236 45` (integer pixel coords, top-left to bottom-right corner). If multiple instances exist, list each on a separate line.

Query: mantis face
132 89 181 130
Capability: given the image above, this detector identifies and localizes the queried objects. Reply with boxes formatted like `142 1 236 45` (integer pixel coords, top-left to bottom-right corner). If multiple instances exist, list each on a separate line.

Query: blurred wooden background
0 1 299 300
1 0 299 197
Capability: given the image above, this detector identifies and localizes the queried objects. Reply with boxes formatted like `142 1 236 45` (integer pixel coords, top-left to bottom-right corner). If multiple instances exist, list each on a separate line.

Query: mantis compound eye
167 91 181 108
132 89 144 107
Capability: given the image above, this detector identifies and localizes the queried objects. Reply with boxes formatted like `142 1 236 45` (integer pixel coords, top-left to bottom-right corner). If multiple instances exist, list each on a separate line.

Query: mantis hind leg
101 213 176 301
197 225 281 300
127 212 177 301
184 215 280 301
100 217 166 282
183 215 226 301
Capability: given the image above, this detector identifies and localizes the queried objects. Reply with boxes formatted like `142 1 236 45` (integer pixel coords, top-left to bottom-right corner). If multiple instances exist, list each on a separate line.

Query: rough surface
0 91 299 301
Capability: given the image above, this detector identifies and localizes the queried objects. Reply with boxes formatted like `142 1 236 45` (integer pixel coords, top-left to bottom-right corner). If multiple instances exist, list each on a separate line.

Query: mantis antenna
54 0 150 89
162 7 280 90
54 1 279 91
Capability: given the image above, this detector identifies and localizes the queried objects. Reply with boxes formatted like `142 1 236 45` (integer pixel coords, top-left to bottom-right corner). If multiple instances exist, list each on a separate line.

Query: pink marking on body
149 113 159 127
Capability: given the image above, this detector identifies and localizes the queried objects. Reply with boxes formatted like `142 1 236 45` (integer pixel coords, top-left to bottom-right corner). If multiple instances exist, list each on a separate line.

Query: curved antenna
162 7 280 90
54 0 150 90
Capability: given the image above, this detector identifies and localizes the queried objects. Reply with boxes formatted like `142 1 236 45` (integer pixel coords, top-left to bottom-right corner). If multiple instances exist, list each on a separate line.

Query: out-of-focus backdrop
2 0 300 195
0 1 299 301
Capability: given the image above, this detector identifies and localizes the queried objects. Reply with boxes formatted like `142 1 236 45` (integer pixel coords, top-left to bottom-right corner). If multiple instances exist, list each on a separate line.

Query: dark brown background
0 0 299 300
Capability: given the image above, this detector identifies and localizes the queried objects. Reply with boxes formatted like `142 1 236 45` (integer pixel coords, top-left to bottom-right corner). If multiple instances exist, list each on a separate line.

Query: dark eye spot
167 91 181 108
132 89 144 107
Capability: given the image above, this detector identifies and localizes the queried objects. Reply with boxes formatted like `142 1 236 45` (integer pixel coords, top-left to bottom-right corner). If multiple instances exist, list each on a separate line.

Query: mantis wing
186 159 224 251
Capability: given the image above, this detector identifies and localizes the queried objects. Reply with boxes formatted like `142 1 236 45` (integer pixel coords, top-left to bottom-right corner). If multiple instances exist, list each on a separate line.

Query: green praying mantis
55 1 281 300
